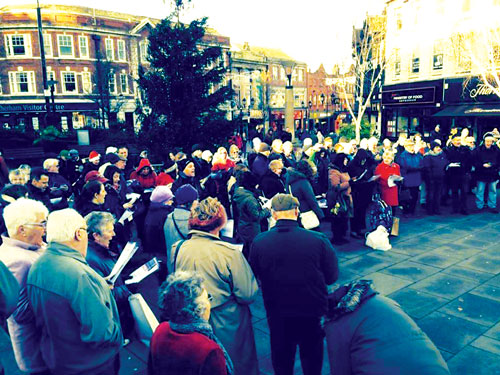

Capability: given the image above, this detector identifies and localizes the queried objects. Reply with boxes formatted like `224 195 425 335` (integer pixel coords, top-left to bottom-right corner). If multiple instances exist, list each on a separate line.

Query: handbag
391 217 400 236
299 210 320 230
129 293 160 346
327 185 351 217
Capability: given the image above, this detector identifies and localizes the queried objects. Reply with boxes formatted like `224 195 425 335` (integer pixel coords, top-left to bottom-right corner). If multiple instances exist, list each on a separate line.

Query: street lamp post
320 93 325 132
308 100 312 131
282 60 296 140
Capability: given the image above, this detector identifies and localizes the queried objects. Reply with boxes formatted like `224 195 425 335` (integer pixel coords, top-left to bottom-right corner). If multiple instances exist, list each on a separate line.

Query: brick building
0 4 230 133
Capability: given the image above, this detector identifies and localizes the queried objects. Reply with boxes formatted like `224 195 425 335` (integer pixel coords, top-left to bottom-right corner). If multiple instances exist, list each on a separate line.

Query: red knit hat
89 150 100 162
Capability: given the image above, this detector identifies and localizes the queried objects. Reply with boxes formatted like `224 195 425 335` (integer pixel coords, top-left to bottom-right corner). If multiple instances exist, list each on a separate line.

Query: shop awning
433 104 500 117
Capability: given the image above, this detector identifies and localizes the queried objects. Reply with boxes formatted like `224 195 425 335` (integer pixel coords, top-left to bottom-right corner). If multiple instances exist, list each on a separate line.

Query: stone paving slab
381 260 442 282
361 271 413 295
418 311 489 354
388 288 451 320
438 293 500 326
447 346 500 375
410 272 480 299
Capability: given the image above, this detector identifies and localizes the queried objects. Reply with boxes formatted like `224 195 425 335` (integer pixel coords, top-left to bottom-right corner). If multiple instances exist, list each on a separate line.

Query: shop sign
445 77 500 103
0 102 98 113
382 87 436 106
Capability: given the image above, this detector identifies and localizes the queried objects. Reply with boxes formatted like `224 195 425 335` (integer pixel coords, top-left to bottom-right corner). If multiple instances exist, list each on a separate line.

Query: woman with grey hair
85 211 133 339
148 270 232 375
172 197 259 375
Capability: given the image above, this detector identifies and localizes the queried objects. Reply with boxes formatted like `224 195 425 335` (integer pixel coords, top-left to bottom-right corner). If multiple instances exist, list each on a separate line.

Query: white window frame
46 70 57 93
105 38 114 61
119 73 128 94
5 34 32 57
272 66 278 80
61 71 78 94
8 70 36 94
117 40 126 61
79 36 89 58
43 33 52 57
82 71 92 94
57 35 74 57
108 72 117 94
139 40 148 62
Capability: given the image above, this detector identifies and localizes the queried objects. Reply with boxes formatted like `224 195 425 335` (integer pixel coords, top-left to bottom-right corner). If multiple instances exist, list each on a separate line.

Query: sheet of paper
108 242 139 285
118 210 134 225
368 175 380 182
125 257 159 285
220 219 234 238
388 175 404 188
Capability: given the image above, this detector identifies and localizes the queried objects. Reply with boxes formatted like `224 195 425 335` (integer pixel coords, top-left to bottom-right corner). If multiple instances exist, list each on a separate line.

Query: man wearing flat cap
250 193 339 375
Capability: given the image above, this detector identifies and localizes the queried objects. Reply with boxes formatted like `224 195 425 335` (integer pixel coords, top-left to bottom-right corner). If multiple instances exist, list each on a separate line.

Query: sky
3 0 386 71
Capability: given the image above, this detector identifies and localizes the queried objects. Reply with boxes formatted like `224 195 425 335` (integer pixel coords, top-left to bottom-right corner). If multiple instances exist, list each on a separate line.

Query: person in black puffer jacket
423 141 449 215
473 133 500 213
286 160 324 229
259 159 285 199
232 170 270 258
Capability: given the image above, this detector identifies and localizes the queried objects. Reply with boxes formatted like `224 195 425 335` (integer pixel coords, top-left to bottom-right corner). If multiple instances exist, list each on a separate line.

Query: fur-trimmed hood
326 280 377 321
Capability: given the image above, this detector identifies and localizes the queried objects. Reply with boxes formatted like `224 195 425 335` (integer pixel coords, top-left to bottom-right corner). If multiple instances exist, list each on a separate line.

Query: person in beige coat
171 197 259 375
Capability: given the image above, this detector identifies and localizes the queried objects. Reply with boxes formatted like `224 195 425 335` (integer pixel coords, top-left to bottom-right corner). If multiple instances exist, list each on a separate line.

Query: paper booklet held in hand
107 242 139 285
388 175 404 188
125 257 160 285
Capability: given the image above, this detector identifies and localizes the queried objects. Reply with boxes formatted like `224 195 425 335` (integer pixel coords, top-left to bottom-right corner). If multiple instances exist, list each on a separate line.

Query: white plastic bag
129 293 159 346
365 225 392 251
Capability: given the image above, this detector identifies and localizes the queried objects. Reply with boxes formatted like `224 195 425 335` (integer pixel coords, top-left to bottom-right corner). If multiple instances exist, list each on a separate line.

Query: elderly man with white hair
27 208 123 375
0 198 49 374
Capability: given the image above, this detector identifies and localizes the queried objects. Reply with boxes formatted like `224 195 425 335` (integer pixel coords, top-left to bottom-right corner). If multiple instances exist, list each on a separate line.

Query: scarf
326 279 375 322
170 319 234 375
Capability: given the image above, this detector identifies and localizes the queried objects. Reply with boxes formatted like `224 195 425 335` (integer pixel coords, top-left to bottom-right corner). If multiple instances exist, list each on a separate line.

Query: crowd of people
0 124 499 375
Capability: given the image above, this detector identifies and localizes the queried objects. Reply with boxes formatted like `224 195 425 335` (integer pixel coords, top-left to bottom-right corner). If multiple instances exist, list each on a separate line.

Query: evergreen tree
138 15 233 154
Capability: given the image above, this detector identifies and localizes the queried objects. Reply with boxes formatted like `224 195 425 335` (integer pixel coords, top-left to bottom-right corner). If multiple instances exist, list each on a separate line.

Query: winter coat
171 173 204 198
86 240 131 308
27 183 53 211
445 145 471 177
286 169 324 220
375 162 401 207
47 172 71 210
130 159 157 189
74 199 110 218
156 172 174 186
27 242 122 374
259 170 285 199
0 259 19 375
172 230 259 375
325 282 450 375
398 151 423 188
251 154 269 180
474 144 500 182
163 207 191 274
250 219 339 317
144 202 174 254
104 184 127 219
423 150 448 181
148 322 227 375
0 236 46 373
328 167 352 197
232 187 269 244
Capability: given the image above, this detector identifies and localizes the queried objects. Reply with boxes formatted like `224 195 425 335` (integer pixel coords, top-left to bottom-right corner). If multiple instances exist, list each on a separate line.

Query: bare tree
451 24 500 98
341 13 390 142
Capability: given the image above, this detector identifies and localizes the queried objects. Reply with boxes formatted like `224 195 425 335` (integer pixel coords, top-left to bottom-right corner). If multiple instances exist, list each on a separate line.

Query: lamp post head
281 60 295 87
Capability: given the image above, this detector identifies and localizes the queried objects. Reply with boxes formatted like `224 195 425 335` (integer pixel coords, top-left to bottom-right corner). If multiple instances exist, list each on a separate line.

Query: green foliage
138 16 234 152
33 126 63 144
338 118 374 141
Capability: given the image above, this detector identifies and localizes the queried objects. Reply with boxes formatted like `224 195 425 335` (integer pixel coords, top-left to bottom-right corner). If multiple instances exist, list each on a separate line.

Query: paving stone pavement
1 209 499 375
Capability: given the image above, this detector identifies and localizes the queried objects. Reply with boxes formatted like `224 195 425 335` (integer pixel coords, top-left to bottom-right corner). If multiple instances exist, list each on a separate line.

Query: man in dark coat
473 133 500 213
325 280 450 375
250 194 338 375
445 136 471 214
423 141 448 215
251 143 271 181
398 140 424 215
27 167 53 210
0 260 19 375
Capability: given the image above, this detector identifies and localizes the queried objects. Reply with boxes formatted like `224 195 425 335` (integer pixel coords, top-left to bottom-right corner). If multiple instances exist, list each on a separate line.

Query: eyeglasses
24 221 47 228
207 293 213 302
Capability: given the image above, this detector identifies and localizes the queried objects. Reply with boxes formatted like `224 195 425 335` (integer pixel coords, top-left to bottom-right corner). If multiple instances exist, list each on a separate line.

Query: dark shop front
381 79 444 139
433 77 500 139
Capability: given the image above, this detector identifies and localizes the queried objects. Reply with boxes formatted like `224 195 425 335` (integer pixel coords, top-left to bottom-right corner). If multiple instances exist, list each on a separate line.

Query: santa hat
89 150 100 162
